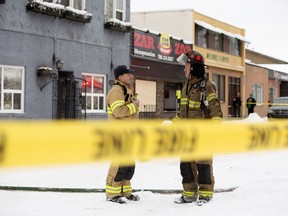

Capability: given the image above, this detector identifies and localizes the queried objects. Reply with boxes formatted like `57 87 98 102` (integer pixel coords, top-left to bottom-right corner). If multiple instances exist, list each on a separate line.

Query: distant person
246 94 256 115
105 65 140 204
233 92 242 117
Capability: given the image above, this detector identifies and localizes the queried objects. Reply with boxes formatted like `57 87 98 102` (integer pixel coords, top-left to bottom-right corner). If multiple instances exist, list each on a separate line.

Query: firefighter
105 65 140 204
174 51 223 205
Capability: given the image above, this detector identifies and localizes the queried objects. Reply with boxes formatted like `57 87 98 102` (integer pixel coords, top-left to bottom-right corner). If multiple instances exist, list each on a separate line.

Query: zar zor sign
132 29 192 63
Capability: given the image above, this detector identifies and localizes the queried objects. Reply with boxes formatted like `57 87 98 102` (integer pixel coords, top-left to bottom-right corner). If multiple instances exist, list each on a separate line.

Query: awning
195 20 250 43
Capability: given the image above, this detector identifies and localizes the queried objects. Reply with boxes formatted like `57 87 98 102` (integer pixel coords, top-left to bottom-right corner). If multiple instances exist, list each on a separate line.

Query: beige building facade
132 10 248 118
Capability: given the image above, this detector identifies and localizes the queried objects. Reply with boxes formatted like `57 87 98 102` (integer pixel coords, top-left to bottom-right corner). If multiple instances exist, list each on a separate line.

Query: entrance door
228 77 241 117
280 81 288 96
57 71 78 119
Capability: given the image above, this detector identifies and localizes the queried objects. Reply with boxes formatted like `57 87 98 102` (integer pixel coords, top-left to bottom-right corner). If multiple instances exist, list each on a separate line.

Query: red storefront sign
132 29 192 63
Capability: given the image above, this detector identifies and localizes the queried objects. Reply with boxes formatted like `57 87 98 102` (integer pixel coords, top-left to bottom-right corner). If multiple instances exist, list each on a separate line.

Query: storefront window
82 73 106 113
0 66 25 113
212 74 225 102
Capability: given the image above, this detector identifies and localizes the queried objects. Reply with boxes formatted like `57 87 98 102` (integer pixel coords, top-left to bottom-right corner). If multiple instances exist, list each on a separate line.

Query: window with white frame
105 0 126 21
42 0 86 10
0 65 25 113
268 87 277 103
114 0 125 21
252 83 263 105
81 73 106 113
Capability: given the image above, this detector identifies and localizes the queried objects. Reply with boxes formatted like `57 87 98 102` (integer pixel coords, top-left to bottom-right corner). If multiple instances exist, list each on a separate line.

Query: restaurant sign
132 29 192 63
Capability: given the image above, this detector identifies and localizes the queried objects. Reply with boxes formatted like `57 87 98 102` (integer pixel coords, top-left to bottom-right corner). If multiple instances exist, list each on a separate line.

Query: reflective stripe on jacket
179 78 223 119
107 81 139 120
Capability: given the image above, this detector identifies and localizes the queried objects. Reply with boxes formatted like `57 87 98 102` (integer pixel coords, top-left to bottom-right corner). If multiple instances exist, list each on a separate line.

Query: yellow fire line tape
0 120 288 167
245 102 288 106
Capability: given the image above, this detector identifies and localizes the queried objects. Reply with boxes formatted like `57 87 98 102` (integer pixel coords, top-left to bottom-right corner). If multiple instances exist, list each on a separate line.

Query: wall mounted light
55 59 64 71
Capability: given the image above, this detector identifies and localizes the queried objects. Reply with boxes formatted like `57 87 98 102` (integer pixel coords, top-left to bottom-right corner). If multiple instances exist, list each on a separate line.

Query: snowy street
1 150 288 216
0 114 287 216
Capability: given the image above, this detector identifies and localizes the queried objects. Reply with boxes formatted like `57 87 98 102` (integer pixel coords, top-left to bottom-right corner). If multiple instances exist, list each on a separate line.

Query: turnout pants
106 162 135 199
180 159 215 199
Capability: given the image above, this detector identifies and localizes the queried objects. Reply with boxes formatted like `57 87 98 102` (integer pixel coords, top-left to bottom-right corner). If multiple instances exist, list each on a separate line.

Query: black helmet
187 51 206 65
177 50 207 66
177 51 206 78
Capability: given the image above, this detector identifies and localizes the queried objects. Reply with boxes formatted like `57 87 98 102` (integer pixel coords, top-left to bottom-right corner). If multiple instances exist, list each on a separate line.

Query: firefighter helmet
187 51 206 65
177 50 207 66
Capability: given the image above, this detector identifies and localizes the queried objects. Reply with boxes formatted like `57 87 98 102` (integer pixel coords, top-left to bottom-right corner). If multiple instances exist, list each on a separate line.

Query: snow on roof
246 47 288 63
195 20 250 43
258 64 288 75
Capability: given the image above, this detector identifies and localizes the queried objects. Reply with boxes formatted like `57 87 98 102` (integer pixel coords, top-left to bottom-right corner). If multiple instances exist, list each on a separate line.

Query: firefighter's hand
133 99 140 107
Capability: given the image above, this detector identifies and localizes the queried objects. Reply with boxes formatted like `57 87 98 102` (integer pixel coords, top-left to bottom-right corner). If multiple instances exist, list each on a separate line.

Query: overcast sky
131 0 288 62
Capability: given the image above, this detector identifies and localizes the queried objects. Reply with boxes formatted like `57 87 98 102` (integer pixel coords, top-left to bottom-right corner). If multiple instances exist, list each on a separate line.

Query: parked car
267 97 288 118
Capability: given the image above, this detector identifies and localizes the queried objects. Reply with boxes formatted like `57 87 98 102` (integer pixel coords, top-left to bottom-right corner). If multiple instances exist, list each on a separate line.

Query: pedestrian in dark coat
233 92 242 117
246 94 256 115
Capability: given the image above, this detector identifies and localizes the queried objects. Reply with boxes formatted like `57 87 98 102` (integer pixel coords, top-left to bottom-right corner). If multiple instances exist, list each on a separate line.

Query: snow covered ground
1 114 288 216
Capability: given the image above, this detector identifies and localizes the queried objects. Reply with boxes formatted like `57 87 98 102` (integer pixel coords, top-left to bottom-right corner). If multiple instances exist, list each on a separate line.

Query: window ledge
64 6 92 23
26 1 65 17
104 18 132 32
26 1 92 23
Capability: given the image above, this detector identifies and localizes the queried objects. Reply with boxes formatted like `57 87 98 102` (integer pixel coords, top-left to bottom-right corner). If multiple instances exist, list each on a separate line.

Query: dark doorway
228 76 241 117
280 81 288 96
57 71 82 119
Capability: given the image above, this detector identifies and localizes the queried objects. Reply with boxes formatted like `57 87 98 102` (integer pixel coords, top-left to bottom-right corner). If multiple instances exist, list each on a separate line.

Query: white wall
131 10 193 41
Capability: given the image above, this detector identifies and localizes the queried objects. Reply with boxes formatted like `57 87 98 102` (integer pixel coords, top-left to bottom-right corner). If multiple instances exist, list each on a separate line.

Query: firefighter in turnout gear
175 51 223 205
106 65 140 204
